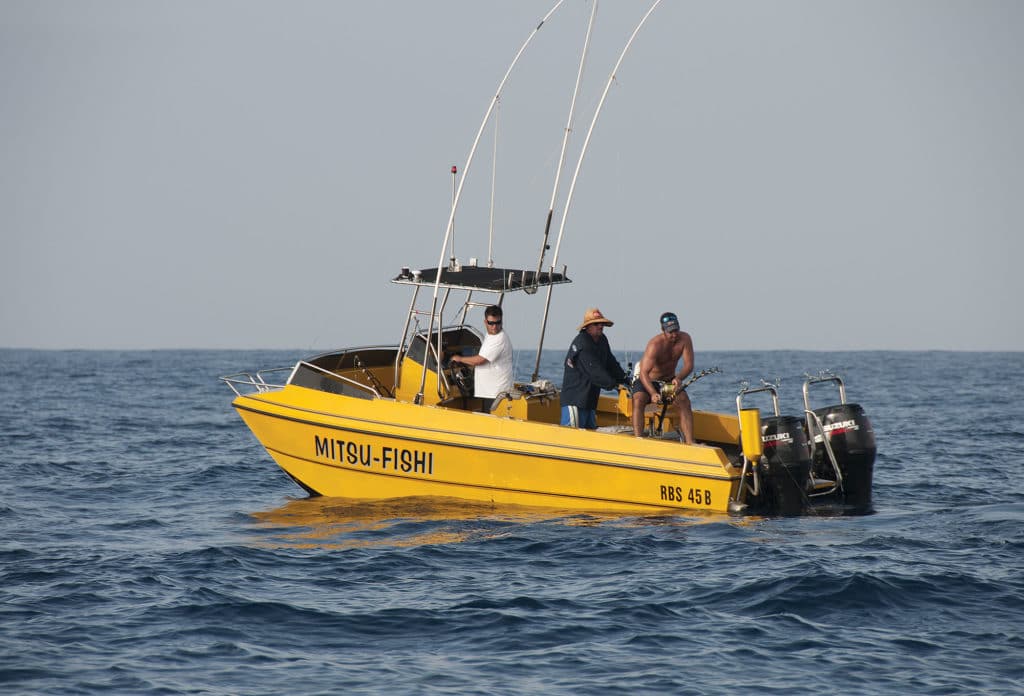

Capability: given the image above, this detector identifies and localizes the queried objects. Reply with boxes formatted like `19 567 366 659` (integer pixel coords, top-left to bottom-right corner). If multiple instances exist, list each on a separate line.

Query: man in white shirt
450 305 513 412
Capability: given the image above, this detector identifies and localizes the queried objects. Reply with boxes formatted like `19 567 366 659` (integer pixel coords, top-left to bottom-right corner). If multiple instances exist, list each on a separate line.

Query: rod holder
739 408 763 461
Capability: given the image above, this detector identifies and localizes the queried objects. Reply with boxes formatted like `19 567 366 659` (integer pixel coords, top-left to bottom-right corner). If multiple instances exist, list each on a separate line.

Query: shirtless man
631 312 695 443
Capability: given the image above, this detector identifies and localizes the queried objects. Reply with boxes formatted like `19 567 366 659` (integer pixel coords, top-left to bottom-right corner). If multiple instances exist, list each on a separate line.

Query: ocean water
1 348 1022 695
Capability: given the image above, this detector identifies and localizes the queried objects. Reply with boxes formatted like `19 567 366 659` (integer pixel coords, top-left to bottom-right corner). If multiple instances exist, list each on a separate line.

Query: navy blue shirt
560 331 627 410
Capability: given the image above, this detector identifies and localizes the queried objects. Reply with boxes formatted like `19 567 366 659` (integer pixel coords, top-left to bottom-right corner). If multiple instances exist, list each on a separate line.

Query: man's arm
639 339 662 402
673 333 694 386
452 354 488 367
580 341 621 391
606 349 627 384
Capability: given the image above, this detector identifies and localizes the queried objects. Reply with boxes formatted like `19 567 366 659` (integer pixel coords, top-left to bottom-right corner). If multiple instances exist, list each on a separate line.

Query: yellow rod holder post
740 408 763 461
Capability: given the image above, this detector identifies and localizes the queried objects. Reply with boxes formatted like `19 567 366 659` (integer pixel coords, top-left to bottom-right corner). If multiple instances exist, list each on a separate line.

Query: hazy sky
3 1 1021 351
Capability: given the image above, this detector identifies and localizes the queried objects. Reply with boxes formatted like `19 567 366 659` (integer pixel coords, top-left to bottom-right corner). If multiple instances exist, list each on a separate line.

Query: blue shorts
561 405 597 430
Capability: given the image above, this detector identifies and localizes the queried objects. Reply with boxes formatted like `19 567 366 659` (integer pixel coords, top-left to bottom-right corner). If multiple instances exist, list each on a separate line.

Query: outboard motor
804 375 876 508
736 384 810 516
760 414 812 515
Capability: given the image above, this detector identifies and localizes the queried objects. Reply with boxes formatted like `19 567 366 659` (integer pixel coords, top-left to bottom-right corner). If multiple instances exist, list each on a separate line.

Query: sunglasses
486 320 502 326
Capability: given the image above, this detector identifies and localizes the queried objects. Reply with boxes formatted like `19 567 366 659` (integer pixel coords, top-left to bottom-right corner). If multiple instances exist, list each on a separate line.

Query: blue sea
2 348 1022 695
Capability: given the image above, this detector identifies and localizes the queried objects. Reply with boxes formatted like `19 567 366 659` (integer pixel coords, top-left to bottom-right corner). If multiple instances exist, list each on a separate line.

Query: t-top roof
392 266 571 293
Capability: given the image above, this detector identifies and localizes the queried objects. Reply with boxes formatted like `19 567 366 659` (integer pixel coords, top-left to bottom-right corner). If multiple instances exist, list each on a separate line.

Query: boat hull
234 385 743 514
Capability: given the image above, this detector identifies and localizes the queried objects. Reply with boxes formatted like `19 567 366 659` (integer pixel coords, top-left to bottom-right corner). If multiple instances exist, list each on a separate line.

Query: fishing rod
533 0 664 379
416 0 565 403
530 0 599 381
649 366 722 437
488 105 499 268
679 366 722 391
641 366 724 408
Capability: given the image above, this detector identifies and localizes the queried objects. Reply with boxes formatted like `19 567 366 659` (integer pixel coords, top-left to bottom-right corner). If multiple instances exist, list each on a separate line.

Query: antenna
449 165 457 270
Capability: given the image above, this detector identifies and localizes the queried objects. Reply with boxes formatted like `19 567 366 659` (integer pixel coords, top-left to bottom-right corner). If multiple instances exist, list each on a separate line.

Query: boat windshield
406 327 481 370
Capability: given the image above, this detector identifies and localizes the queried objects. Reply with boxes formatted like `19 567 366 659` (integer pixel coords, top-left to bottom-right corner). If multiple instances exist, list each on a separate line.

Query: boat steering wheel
448 363 473 397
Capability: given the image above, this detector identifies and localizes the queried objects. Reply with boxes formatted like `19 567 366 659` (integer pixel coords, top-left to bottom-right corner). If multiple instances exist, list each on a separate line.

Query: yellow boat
222 265 875 515
222 3 875 516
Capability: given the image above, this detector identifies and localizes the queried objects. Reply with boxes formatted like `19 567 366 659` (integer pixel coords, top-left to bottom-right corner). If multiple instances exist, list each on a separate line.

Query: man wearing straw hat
560 308 628 429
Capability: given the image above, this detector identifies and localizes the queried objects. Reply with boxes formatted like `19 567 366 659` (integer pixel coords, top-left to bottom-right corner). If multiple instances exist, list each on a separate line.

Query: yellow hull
234 384 743 514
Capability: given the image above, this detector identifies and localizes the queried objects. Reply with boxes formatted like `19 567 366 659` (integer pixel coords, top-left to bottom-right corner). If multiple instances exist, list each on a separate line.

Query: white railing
220 367 292 397
221 361 382 400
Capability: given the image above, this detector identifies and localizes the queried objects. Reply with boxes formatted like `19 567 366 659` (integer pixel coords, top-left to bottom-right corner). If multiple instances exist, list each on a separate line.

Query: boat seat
809 477 836 492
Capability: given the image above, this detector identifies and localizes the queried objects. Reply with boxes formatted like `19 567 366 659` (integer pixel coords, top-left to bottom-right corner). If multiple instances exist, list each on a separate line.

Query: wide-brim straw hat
578 307 614 331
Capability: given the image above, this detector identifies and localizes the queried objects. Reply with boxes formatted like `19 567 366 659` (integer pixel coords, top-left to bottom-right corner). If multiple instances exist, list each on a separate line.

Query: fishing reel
658 382 677 404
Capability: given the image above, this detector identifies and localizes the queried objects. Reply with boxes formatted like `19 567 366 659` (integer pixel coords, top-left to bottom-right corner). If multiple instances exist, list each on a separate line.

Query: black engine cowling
810 403 876 508
755 415 812 515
